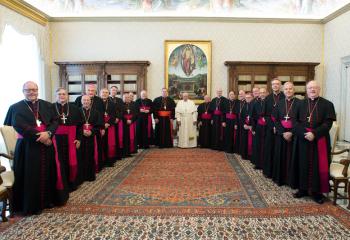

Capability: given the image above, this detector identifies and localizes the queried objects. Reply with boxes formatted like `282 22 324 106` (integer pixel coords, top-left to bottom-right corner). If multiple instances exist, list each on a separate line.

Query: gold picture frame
165 40 212 104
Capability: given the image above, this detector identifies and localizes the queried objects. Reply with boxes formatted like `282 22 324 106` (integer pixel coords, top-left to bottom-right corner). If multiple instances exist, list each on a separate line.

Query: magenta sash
141 106 152 138
226 113 237 120
108 125 116 158
55 125 77 182
213 110 222 115
124 114 136 152
84 123 99 173
201 113 212 120
248 130 253 156
258 117 267 126
306 128 329 193
281 120 293 129
104 114 116 158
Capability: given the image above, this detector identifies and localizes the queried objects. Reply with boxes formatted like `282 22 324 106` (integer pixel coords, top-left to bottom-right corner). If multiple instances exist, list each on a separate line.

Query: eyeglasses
23 89 38 93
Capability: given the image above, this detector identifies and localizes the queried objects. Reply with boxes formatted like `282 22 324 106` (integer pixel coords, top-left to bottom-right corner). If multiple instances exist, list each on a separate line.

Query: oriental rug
1 148 349 239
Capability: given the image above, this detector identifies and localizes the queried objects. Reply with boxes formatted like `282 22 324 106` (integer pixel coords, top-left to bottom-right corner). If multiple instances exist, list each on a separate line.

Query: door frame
340 55 350 141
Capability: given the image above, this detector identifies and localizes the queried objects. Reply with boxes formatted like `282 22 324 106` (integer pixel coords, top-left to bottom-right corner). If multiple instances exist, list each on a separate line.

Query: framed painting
165 40 212 104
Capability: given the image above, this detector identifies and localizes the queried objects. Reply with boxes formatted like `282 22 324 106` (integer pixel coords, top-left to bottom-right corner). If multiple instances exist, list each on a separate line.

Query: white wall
324 10 350 140
50 20 323 99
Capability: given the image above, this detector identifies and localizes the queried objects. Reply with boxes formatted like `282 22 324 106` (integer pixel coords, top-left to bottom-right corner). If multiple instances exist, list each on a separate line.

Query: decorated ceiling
23 0 350 19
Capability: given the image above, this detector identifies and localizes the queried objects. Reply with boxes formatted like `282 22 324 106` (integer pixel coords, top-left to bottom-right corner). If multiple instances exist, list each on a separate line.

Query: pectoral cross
164 105 167 110
36 119 42 127
127 109 130 114
61 114 67 124
307 116 311 123
284 115 290 122
104 112 108 116
247 115 250 121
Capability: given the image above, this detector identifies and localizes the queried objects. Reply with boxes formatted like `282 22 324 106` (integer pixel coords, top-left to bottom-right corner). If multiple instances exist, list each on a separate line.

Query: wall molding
0 0 48 26
339 55 350 141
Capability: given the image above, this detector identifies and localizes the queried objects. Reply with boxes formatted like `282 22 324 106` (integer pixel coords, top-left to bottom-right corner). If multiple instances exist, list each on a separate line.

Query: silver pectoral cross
284 115 290 122
127 109 130 114
36 119 42 127
164 106 167 110
61 114 67 124
307 116 311 122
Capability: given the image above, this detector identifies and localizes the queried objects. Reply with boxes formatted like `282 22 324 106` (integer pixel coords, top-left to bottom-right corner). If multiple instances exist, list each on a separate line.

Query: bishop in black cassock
79 95 103 182
235 90 246 155
263 79 285 178
223 91 238 153
100 89 118 167
153 88 176 148
197 95 212 148
272 82 300 186
251 88 269 169
4 81 60 215
209 89 227 150
240 92 254 160
75 85 105 171
52 88 83 190
293 81 336 204
135 91 154 149
122 95 139 156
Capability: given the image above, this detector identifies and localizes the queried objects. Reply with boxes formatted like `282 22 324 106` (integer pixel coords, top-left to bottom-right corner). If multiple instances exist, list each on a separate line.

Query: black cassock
135 98 154 149
153 96 176 148
293 97 336 194
75 95 104 170
52 102 83 190
263 92 285 177
240 101 254 160
4 99 60 215
209 96 227 150
235 100 246 155
101 99 117 167
251 98 268 169
122 102 139 156
223 99 238 153
197 102 212 148
79 107 102 182
111 97 124 158
271 98 300 186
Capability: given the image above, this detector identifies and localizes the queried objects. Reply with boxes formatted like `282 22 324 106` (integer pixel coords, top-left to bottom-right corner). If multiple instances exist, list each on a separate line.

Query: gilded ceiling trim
0 0 48 26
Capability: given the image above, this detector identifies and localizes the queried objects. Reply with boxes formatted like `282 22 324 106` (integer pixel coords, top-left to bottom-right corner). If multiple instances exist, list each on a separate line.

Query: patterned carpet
1 148 350 239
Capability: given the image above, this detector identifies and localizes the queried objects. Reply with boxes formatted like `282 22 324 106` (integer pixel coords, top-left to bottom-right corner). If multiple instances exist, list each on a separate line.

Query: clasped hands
36 131 52 146
304 131 315 141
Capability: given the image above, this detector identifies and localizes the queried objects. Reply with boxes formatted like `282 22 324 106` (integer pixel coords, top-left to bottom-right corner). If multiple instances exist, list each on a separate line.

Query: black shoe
293 190 308 198
313 194 324 204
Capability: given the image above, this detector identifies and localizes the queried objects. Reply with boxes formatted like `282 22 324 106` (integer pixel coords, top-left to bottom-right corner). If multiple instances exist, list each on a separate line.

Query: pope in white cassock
175 92 198 148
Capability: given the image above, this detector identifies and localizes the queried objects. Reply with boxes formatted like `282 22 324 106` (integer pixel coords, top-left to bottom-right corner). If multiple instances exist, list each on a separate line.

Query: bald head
23 81 39 102
306 80 320 99
283 82 295 99
81 95 91 109
140 90 147 99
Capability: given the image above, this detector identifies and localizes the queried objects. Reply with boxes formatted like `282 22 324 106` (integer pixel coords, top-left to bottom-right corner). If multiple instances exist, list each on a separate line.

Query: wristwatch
47 131 52 138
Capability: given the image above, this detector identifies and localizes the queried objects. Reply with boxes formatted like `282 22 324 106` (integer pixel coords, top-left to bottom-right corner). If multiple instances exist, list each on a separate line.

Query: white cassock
175 99 198 148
